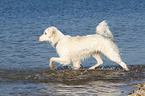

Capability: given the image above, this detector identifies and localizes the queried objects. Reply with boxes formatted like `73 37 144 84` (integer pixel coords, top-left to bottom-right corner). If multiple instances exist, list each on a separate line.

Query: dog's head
38 27 57 42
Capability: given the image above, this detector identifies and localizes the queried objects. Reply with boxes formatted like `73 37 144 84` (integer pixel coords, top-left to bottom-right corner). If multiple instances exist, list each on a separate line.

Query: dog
38 20 129 71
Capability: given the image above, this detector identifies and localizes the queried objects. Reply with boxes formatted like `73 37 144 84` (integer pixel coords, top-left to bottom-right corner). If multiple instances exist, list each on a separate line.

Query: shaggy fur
38 20 129 70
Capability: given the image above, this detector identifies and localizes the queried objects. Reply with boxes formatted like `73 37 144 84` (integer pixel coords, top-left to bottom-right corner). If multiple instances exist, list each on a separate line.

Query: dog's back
56 34 115 60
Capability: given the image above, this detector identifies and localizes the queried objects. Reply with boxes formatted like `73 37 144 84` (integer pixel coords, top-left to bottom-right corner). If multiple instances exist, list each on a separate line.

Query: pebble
128 82 145 96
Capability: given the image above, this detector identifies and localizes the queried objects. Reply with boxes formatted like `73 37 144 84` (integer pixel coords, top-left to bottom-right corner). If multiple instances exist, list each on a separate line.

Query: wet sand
1 65 145 85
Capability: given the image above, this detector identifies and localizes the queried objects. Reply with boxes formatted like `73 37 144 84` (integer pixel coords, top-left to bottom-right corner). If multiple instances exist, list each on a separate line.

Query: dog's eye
44 32 47 35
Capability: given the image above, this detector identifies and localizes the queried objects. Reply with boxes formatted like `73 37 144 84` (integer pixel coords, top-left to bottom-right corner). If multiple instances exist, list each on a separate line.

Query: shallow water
0 0 145 95
0 65 145 95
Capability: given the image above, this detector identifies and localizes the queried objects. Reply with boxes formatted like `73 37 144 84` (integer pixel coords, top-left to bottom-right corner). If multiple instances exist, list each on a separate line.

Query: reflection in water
40 81 126 96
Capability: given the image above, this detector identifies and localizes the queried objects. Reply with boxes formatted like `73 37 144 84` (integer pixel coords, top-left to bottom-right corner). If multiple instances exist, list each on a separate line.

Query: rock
128 82 145 96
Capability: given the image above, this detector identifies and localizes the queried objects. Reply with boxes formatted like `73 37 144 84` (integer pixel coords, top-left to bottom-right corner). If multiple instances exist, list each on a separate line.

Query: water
0 0 145 95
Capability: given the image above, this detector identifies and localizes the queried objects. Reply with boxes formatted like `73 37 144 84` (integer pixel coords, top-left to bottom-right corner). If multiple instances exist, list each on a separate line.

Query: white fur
96 20 114 41
38 20 129 71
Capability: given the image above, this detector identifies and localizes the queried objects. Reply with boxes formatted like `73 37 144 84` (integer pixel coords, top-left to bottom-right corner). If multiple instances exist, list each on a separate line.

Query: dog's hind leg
117 61 129 71
102 51 129 71
72 60 82 70
49 57 70 70
89 53 103 70
109 57 129 71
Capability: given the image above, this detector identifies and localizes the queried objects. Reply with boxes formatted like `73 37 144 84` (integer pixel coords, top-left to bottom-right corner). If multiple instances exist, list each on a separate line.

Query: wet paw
49 63 55 70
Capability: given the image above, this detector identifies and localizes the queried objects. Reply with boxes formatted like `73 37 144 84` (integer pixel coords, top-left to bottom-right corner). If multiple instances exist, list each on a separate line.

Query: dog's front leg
49 57 70 70
49 58 55 70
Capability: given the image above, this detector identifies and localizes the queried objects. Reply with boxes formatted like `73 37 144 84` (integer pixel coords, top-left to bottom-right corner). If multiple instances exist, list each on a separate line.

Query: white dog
38 20 129 71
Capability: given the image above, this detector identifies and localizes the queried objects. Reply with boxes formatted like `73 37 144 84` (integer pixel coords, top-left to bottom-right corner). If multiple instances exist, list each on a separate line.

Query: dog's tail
96 20 114 41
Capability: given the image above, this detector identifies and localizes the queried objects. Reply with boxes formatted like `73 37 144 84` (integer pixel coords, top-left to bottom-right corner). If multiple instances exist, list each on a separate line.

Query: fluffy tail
96 20 114 41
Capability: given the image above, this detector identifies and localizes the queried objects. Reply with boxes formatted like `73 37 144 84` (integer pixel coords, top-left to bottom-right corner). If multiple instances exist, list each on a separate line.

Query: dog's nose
38 37 40 40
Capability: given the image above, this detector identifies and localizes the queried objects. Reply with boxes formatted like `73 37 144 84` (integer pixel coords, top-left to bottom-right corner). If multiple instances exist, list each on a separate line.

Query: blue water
0 0 145 95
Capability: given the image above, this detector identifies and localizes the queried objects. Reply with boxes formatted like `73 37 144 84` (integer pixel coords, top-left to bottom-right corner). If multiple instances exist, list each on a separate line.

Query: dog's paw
49 63 55 70
50 66 55 70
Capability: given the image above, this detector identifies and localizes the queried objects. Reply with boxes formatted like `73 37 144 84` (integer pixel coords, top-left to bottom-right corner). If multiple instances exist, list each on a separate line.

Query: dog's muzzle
38 37 40 41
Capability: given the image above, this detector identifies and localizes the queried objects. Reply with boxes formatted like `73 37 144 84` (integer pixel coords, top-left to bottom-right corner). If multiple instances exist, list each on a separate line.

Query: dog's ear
49 27 56 38
52 29 56 35
52 27 56 35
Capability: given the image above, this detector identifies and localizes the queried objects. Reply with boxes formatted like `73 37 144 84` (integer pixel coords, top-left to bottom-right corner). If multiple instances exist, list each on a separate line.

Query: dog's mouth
38 37 51 43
